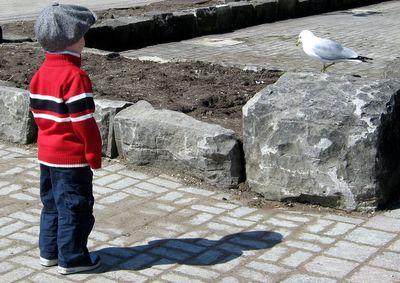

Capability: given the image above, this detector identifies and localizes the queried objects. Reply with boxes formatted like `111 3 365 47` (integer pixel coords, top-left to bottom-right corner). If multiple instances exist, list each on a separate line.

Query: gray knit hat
34 3 97 51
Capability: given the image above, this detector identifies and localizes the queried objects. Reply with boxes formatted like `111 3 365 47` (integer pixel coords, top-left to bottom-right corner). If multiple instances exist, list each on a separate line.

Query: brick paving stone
388 239 400 252
348 265 400 283
178 187 215 196
161 272 205 283
0 261 14 273
123 187 154 197
148 177 182 189
0 184 22 196
265 217 299 228
219 216 254 227
282 250 313 267
0 221 27 236
281 274 337 283
0 267 35 282
369 251 400 271
9 212 38 223
158 192 184 202
344 227 396 246
285 240 322 252
93 174 122 186
176 265 219 280
324 222 355 236
227 207 257 218
298 233 336 245
304 255 358 278
136 182 169 194
383 208 400 219
237 268 272 282
192 204 226 215
10 193 36 201
104 270 148 283
97 192 129 204
220 277 239 283
107 177 140 190
247 260 290 274
363 215 400 232
258 246 288 262
324 241 378 262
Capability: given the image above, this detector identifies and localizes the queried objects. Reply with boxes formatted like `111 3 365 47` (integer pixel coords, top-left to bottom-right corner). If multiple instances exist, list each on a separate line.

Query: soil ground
0 43 279 139
0 0 282 138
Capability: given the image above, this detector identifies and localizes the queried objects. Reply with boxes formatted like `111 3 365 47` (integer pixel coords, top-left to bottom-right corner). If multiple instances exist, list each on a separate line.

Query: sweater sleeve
64 72 102 169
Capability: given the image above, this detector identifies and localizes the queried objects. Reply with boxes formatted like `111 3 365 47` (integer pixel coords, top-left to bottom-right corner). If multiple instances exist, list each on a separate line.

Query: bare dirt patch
0 43 280 138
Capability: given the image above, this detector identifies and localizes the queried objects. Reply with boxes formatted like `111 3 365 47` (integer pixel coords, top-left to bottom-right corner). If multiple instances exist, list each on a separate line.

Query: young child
30 3 102 275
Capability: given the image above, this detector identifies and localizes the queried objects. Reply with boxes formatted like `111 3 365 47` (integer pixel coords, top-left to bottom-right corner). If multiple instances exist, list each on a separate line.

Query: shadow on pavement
93 230 282 272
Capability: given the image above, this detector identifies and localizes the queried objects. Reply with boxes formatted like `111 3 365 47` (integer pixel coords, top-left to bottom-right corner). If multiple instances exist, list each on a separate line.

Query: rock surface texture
0 86 36 144
114 100 244 188
243 72 400 211
94 99 133 158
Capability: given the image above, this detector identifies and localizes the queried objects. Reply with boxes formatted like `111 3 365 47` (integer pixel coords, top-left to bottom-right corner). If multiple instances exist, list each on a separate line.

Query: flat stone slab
114 100 244 188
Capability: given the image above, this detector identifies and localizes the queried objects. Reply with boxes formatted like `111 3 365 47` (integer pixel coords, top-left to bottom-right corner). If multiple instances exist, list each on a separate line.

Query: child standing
30 3 102 275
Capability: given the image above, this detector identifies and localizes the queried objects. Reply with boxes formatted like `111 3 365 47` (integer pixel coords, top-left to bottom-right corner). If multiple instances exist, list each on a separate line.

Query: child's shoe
57 254 101 275
40 257 58 267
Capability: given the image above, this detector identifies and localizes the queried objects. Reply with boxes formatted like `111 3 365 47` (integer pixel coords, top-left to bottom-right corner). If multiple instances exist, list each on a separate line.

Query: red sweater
29 53 102 169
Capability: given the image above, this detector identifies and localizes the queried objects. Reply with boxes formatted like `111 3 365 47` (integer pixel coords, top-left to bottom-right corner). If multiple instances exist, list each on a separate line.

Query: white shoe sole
57 259 101 275
40 257 58 267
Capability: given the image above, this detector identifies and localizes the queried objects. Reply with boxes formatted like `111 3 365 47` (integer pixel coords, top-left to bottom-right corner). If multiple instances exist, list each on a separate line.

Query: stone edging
85 0 387 51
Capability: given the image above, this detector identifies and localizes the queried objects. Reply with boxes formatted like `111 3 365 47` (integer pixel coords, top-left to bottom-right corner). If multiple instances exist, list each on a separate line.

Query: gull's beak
296 39 301 46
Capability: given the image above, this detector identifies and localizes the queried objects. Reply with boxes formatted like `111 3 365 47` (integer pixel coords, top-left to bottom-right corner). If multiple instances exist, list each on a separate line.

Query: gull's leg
321 63 335 72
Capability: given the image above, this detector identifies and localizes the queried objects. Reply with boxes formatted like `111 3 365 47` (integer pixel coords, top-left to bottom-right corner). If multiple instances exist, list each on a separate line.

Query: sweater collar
44 52 82 67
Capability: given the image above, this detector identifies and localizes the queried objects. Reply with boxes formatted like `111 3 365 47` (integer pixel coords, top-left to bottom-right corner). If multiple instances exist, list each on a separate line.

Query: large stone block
196 5 233 35
86 16 155 51
94 99 132 158
252 0 278 24
114 100 244 188
277 0 297 19
146 10 197 42
0 86 36 144
243 72 400 211
228 1 254 29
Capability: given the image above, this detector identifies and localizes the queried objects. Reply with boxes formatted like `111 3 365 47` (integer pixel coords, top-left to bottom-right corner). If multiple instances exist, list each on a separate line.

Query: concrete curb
85 0 386 51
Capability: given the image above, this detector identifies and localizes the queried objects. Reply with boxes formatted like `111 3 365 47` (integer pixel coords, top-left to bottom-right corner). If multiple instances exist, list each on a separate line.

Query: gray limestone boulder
0 86 36 144
243 72 400 211
114 100 244 188
94 99 133 158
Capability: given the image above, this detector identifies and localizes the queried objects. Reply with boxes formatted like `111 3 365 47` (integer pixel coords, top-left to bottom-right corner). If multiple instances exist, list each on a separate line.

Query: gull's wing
312 38 358 61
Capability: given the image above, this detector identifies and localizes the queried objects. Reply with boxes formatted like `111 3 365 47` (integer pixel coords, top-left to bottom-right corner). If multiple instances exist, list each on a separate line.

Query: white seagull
296 30 372 72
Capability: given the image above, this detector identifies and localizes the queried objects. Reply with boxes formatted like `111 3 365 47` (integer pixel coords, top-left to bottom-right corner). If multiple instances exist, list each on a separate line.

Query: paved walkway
122 0 400 79
1 0 400 282
0 0 162 23
1 142 400 282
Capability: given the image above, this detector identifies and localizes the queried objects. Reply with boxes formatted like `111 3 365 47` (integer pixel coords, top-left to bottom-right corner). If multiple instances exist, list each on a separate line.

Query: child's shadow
93 230 282 272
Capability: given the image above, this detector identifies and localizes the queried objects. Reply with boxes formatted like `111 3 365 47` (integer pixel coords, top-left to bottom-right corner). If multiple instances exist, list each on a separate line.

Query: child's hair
34 3 97 52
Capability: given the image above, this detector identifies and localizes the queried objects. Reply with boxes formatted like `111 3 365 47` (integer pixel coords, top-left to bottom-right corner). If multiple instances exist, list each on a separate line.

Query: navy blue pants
39 164 95 268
